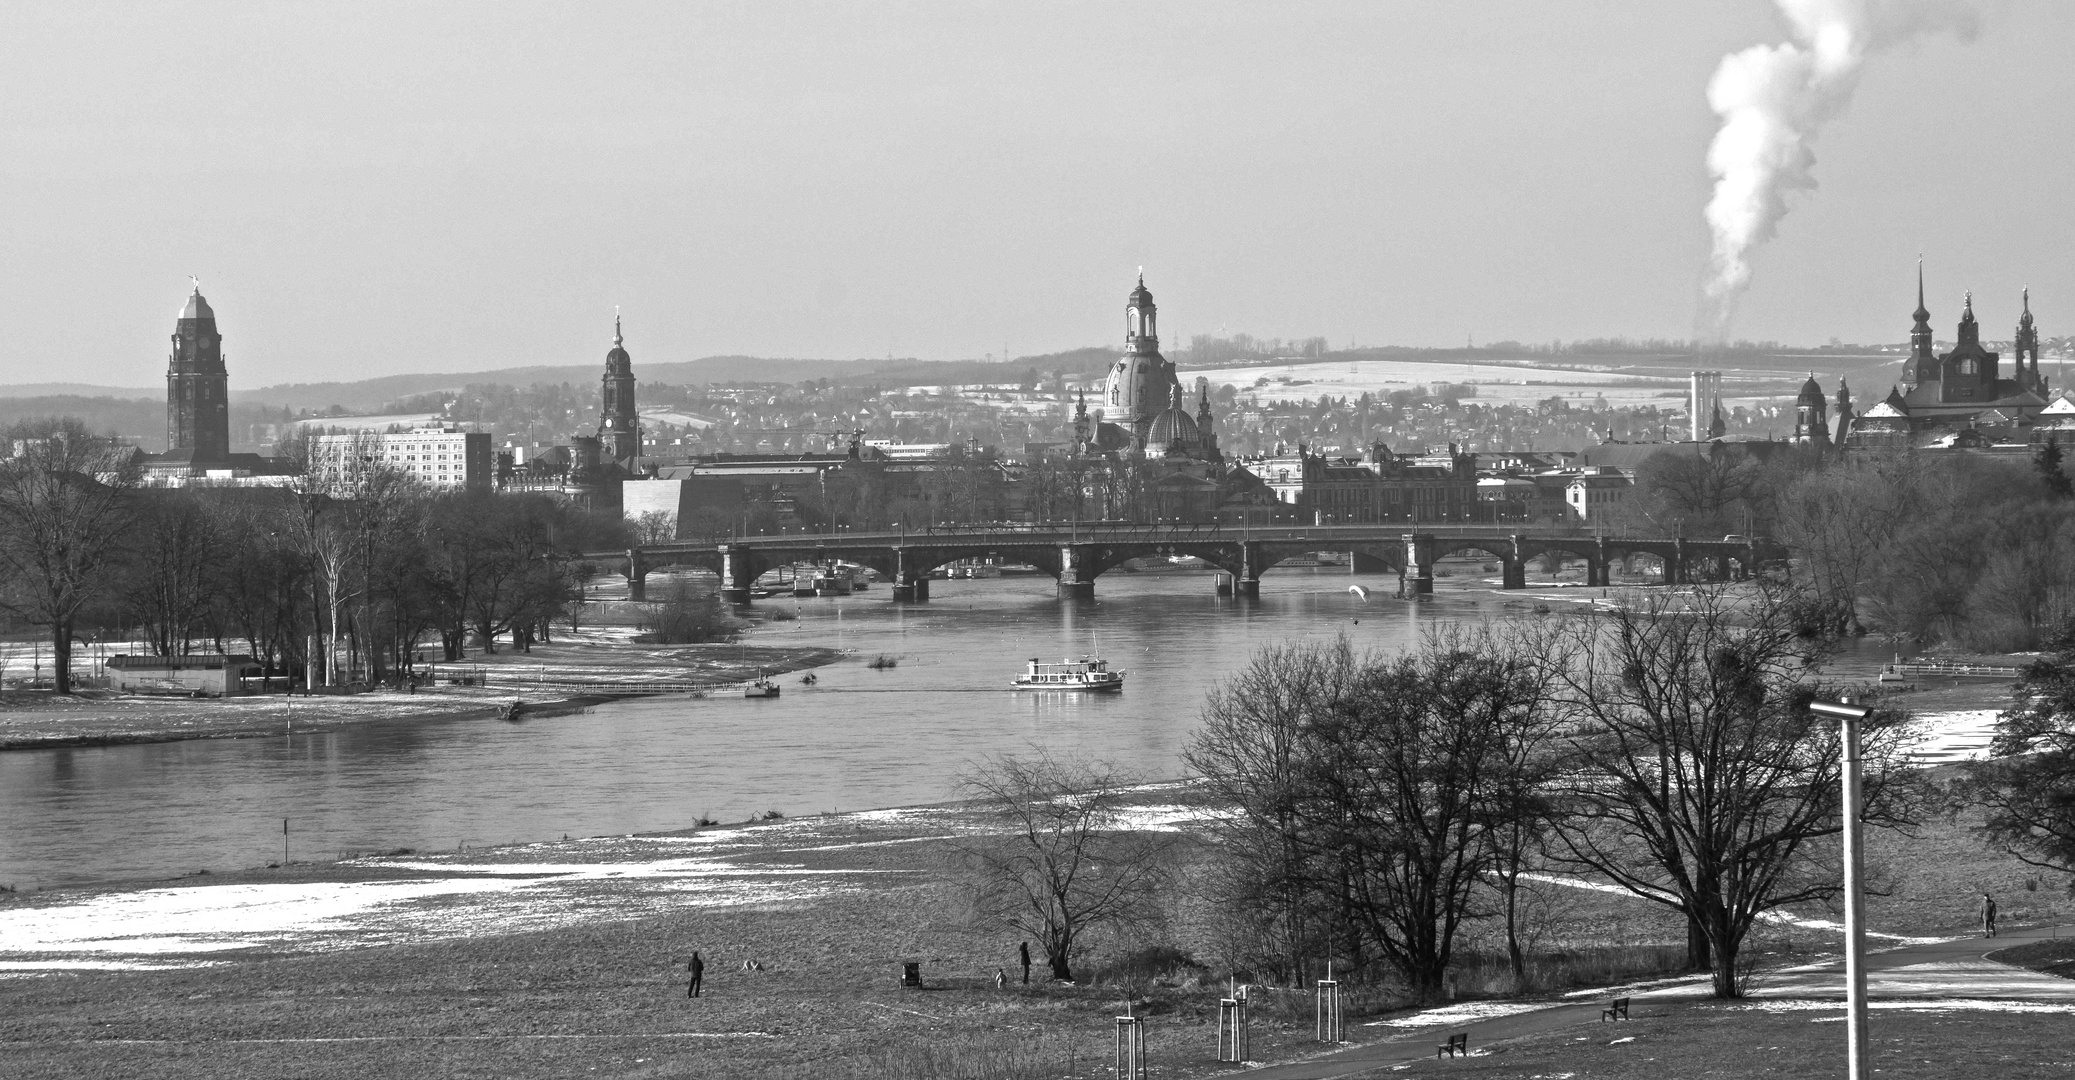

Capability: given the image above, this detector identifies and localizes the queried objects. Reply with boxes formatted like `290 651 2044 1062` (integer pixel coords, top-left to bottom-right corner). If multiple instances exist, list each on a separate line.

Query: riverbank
2 778 2065 1080
0 635 843 751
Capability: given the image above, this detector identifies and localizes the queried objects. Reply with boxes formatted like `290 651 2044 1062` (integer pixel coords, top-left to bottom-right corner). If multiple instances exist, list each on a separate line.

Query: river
0 567 1904 890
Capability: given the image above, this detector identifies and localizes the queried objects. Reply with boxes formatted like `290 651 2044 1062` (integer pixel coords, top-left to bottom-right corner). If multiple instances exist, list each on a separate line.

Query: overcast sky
0 1 2066 388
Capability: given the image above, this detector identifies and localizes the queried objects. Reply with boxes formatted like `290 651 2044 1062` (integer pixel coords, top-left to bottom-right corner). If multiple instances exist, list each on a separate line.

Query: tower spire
1908 258 1936 387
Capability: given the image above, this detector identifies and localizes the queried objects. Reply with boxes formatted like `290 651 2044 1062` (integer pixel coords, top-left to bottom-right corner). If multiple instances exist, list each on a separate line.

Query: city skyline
0 2 2068 387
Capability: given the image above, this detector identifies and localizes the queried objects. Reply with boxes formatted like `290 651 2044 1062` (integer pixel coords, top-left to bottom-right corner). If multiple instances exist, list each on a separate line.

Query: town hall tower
165 284 230 463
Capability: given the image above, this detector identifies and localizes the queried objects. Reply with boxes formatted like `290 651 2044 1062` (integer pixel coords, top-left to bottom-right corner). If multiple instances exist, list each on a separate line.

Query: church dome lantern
1125 270 1157 348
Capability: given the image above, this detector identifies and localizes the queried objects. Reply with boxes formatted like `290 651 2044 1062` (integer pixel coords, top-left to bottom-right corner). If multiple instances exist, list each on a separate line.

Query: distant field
1186 353 1905 411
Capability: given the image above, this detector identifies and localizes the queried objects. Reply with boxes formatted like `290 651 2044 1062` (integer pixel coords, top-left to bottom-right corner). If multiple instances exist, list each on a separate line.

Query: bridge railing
589 523 1783 561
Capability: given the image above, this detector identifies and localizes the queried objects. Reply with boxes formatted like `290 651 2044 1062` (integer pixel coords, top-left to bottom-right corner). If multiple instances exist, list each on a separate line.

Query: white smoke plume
1701 0 1977 335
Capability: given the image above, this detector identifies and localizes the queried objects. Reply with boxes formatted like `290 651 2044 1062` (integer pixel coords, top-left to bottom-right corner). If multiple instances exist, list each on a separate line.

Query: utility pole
1811 697 1872 1080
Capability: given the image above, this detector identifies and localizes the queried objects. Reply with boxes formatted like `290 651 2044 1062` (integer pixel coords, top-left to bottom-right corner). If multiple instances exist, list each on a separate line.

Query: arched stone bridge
586 524 1786 603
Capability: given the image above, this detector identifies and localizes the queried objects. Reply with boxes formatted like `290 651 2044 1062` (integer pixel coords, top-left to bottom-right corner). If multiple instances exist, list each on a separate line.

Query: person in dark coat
1982 893 1998 938
688 951 705 997
1019 941 1031 984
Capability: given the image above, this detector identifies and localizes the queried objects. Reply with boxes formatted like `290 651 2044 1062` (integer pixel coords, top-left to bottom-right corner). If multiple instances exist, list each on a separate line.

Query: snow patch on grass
1 855 885 960
1520 872 1943 942
1735 998 2075 1014
1905 710 2001 765
0 958 226 972
1372 1001 1550 1028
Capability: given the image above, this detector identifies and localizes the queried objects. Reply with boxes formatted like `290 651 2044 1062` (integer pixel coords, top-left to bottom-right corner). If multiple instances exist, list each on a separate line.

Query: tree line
0 418 624 692
1625 441 2075 651
962 589 1914 1000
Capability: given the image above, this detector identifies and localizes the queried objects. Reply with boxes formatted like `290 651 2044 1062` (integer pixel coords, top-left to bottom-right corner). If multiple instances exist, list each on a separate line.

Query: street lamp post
1811 696 1872 1080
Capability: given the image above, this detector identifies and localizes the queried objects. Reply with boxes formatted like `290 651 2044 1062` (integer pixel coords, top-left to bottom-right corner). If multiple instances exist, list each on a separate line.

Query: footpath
1242 923 2075 1079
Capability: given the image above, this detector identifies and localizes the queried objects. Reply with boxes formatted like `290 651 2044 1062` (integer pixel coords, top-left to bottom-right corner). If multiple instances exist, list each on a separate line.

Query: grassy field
1990 937 2075 979
7 775 2068 1080
1413 999 2075 1078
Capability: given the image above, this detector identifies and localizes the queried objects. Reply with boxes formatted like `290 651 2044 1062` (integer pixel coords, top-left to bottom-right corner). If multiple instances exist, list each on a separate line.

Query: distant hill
220 350 1119 412
5 343 1909 420
0 394 164 437
0 382 159 399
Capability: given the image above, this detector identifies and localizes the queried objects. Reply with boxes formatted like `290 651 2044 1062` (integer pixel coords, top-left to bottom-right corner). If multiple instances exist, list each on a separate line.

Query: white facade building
309 426 492 497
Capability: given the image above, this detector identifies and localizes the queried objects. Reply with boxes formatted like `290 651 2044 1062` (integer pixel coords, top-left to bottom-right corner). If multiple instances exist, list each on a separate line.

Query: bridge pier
1403 534 1435 596
1499 534 1527 589
1058 543 1096 600
719 545 756 606
890 549 929 602
1669 539 1689 586
1234 541 1263 598
626 548 649 603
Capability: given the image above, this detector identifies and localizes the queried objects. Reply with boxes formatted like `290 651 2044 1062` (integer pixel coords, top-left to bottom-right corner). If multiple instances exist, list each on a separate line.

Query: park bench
1601 997 1630 1021
1437 1032 1468 1059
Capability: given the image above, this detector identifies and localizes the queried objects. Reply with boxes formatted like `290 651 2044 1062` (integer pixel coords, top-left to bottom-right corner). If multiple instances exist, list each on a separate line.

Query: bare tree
1961 620 2075 873
634 509 676 545
0 419 140 692
1545 588 1913 998
128 491 222 657
1190 630 1560 997
956 751 1173 982
1774 452 1918 635
1187 637 1361 984
1303 631 1553 999
1480 620 1570 989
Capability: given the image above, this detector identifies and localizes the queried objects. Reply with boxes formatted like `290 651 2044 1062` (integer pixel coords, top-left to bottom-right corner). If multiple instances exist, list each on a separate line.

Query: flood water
0 567 1899 889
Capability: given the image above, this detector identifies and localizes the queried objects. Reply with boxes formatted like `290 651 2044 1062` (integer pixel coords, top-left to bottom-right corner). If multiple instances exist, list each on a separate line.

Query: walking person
688 951 705 998
1982 893 1998 938
1019 941 1031 984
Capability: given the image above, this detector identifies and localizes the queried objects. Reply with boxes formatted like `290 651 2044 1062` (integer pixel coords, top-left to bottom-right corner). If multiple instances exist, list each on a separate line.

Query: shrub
644 582 742 644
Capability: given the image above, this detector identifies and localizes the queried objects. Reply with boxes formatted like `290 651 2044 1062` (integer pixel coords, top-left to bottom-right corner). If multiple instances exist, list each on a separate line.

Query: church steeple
2016 286 2043 393
1909 260 1937 386
598 313 639 464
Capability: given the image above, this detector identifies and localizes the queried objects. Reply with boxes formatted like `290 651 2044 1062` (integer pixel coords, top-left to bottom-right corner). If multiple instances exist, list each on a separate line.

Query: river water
0 567 1899 890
